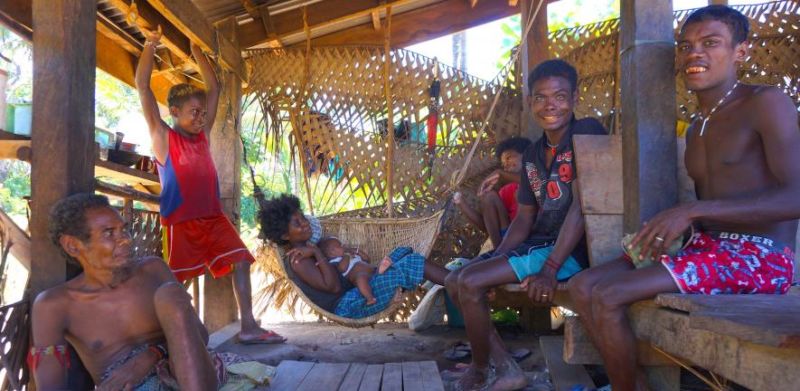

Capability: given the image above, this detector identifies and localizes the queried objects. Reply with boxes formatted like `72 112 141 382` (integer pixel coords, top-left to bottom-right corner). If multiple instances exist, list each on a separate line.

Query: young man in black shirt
445 59 606 390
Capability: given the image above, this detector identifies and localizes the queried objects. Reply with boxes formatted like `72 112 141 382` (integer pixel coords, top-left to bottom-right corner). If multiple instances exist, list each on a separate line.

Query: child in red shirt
454 137 531 249
136 26 284 344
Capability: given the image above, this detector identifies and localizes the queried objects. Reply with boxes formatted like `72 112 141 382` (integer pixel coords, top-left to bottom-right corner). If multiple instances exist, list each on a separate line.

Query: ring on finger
654 236 665 242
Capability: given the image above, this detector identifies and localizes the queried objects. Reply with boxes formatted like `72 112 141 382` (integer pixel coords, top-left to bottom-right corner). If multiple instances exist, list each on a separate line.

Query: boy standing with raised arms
136 27 284 344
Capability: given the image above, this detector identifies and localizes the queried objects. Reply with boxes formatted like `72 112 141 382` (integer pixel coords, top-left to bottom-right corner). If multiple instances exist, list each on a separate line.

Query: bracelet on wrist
148 344 168 361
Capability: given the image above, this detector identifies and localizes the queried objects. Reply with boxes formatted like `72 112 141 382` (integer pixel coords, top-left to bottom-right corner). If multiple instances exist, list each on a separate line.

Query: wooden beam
97 13 142 57
0 140 30 160
241 0 261 19
105 0 201 75
303 0 518 49
371 10 381 31
145 0 246 81
96 27 177 104
30 0 97 293
240 0 471 48
237 0 407 48
0 0 31 40
257 5 279 42
96 159 161 187
620 0 677 230
95 179 160 205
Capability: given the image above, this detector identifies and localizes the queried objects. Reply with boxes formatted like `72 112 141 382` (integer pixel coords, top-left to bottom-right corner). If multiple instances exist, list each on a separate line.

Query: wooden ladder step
540 335 595 391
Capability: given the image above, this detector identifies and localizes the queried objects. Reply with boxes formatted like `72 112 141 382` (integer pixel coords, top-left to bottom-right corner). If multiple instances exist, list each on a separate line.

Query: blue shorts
507 246 583 282
333 247 423 319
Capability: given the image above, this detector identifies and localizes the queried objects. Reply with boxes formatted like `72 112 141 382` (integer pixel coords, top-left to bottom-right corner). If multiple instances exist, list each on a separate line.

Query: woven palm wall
246 45 523 263
549 0 800 131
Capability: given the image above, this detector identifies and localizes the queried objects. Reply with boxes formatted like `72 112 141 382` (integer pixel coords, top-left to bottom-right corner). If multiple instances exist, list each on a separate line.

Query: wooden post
123 199 134 221
383 6 395 217
620 0 678 232
518 0 553 328
203 16 242 333
709 0 728 5
28 0 96 295
620 1 678 389
519 0 549 139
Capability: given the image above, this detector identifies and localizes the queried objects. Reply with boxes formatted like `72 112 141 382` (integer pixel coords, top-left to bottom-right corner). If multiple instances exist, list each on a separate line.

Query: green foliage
496 0 620 71
95 70 140 129
497 16 521 70
238 98 293 232
548 0 620 31
0 27 32 104
0 161 30 218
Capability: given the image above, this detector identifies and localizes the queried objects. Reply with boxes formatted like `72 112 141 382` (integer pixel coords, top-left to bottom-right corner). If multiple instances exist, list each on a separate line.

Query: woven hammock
255 210 444 327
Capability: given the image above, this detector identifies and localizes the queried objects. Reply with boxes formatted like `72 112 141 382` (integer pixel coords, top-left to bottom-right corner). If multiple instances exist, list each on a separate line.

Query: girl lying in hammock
258 194 450 319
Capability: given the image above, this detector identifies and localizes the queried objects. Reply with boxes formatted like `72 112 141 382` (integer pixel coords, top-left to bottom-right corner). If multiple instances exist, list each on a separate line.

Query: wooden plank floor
269 360 444 391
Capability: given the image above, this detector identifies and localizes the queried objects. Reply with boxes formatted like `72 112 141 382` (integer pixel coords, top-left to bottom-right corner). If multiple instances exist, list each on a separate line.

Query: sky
407 0 768 81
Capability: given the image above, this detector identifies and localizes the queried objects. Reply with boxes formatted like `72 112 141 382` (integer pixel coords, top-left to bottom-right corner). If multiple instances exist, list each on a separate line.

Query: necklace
696 81 739 137
545 141 558 157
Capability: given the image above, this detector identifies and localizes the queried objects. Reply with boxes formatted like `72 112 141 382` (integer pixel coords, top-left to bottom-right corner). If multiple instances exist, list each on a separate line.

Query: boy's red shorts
165 214 255 282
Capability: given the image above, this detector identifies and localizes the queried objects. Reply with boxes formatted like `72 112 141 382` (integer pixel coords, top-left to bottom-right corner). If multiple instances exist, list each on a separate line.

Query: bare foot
365 297 377 306
489 358 527 391
454 365 489 391
378 257 393 274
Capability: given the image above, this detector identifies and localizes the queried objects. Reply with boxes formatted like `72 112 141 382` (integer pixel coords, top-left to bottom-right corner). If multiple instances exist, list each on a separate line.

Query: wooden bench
562 291 800 390
547 134 800 390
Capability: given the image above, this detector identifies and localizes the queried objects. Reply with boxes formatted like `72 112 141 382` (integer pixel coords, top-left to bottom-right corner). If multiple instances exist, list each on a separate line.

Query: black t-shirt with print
517 116 607 267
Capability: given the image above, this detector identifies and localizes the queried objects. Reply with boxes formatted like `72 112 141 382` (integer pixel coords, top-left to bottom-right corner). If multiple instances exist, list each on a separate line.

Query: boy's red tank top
156 129 222 225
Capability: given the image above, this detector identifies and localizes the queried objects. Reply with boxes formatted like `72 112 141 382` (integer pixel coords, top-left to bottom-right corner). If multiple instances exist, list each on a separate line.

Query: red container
120 142 137 152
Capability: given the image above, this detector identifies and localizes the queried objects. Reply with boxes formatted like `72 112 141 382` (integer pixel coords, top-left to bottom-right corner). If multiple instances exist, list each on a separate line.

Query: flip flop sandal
238 330 287 345
444 341 472 361
444 347 471 361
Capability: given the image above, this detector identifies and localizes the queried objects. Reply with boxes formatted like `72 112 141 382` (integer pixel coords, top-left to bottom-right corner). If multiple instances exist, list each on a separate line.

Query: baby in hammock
318 238 393 305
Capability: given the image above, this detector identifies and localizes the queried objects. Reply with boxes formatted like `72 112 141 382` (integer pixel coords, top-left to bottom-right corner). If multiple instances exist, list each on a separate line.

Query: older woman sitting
259 194 449 319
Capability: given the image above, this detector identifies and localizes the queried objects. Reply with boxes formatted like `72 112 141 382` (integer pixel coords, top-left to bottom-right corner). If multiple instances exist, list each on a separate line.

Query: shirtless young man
567 6 800 390
31 194 220 390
